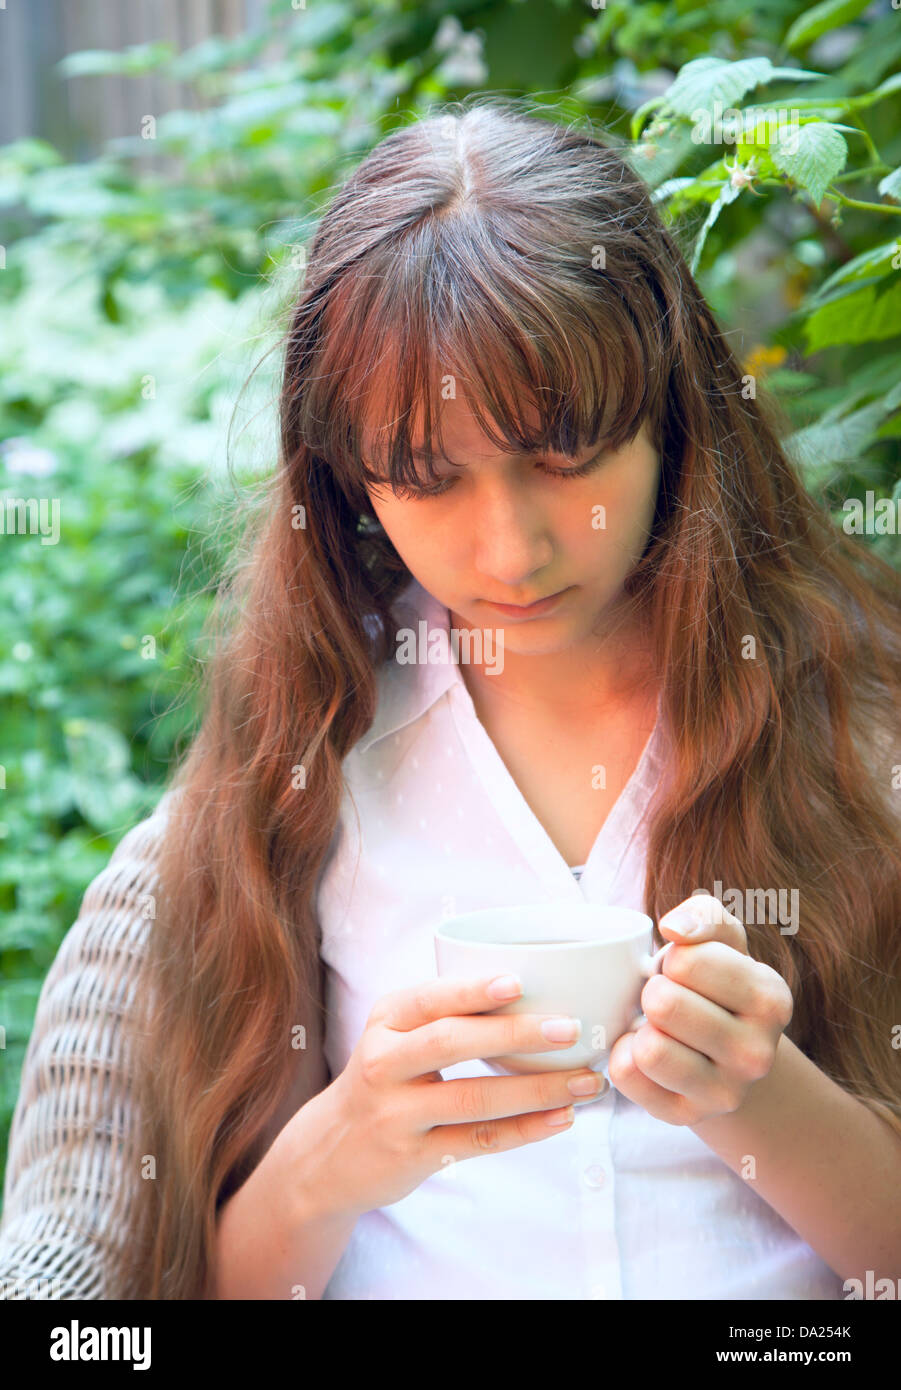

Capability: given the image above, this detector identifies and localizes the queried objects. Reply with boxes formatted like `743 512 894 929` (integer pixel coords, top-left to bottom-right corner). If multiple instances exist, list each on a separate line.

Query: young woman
1 97 899 1302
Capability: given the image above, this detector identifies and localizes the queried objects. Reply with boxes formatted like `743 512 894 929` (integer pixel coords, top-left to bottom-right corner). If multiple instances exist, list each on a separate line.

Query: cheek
605 464 659 533
572 471 658 571
367 497 457 572
367 495 413 547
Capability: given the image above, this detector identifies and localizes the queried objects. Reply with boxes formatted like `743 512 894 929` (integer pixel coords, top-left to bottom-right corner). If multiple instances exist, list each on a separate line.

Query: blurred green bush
1 0 899 1197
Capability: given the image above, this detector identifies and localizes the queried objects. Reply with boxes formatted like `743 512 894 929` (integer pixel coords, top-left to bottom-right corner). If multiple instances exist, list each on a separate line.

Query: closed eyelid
408 446 607 469
367 441 614 494
380 446 611 500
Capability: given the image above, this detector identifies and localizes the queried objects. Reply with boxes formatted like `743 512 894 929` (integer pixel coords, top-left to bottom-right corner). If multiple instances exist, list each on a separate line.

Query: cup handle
639 940 674 979
593 943 675 1069
621 942 674 1039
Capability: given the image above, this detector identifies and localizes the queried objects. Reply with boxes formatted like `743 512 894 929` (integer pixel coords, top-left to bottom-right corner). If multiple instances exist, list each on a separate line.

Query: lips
481 587 573 617
492 588 564 608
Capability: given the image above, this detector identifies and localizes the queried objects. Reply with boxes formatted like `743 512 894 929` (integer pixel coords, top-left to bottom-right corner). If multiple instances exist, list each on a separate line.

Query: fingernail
567 1073 602 1096
662 909 702 935
541 1016 581 1042
545 1105 575 1127
487 974 522 1000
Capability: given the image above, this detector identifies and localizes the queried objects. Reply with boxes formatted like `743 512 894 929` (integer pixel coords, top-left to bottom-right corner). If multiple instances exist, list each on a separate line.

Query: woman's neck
453 600 660 726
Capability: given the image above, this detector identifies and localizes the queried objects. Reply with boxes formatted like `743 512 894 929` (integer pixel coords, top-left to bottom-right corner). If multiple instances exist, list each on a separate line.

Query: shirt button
583 1164 607 1189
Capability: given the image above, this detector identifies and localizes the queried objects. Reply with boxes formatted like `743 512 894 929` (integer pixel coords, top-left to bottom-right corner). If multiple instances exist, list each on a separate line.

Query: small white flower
725 155 759 191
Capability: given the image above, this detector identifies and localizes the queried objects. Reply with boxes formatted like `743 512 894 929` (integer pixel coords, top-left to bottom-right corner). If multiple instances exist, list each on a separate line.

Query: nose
471 477 554 588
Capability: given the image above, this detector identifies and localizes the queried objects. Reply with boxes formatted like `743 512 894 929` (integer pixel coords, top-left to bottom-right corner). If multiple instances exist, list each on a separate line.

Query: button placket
575 1088 624 1300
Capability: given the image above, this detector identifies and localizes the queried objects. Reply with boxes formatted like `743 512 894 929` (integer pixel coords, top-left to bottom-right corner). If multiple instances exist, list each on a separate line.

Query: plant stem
827 189 901 216
846 117 882 169
831 165 891 186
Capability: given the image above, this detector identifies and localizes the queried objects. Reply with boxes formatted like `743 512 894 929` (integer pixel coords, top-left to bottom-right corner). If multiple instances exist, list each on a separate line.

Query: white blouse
318 577 844 1300
0 574 847 1299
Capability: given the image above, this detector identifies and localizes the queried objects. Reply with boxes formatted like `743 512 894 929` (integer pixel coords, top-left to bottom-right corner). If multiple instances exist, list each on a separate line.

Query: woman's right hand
282 973 606 1219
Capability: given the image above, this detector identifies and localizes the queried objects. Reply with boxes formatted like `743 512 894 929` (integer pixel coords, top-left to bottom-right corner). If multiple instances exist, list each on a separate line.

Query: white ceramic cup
434 903 671 1094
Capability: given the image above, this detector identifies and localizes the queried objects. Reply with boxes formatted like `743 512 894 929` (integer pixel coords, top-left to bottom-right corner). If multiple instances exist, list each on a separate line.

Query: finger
427 1105 579 1167
640 973 769 1070
371 973 524 1031
661 942 793 1021
658 895 748 955
418 1066 607 1128
376 1009 585 1083
627 1023 741 1112
607 1030 699 1125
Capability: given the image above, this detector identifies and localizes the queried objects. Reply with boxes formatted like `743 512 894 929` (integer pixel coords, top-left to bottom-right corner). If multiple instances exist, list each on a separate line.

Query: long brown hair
98 95 900 1298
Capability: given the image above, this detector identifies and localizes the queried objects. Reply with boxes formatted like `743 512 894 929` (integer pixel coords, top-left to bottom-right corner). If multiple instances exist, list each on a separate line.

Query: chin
488 619 578 657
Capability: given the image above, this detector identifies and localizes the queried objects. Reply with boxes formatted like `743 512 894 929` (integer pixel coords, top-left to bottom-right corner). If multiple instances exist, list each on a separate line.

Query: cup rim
435 904 653 949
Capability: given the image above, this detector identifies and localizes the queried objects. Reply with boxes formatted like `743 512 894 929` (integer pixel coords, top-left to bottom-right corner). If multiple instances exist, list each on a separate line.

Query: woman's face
362 389 662 658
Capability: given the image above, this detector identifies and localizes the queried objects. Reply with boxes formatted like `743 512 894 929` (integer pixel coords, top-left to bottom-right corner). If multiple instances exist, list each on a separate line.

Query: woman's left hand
607 894 795 1125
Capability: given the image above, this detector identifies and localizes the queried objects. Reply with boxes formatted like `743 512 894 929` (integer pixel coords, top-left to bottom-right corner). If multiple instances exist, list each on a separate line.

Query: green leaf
878 167 901 203
875 412 901 440
650 176 696 205
631 94 667 142
0 138 62 175
844 354 901 405
689 181 742 274
167 36 243 80
815 71 901 114
740 96 852 114
64 719 131 775
660 56 824 120
815 237 901 300
866 72 901 104
763 369 822 394
58 49 131 76
0 979 42 1043
650 172 727 211
805 281 901 352
0 913 59 953
771 122 847 206
289 1 353 48
785 0 872 51
59 42 175 78
785 399 889 475
63 719 143 831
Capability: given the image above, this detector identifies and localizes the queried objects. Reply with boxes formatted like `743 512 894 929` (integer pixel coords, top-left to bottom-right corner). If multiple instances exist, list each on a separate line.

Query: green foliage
618 11 901 524
784 0 873 52
1 0 899 1198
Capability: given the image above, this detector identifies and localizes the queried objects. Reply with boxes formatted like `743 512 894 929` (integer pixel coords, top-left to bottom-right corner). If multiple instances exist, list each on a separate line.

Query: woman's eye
389 452 606 499
540 453 606 480
390 478 456 500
